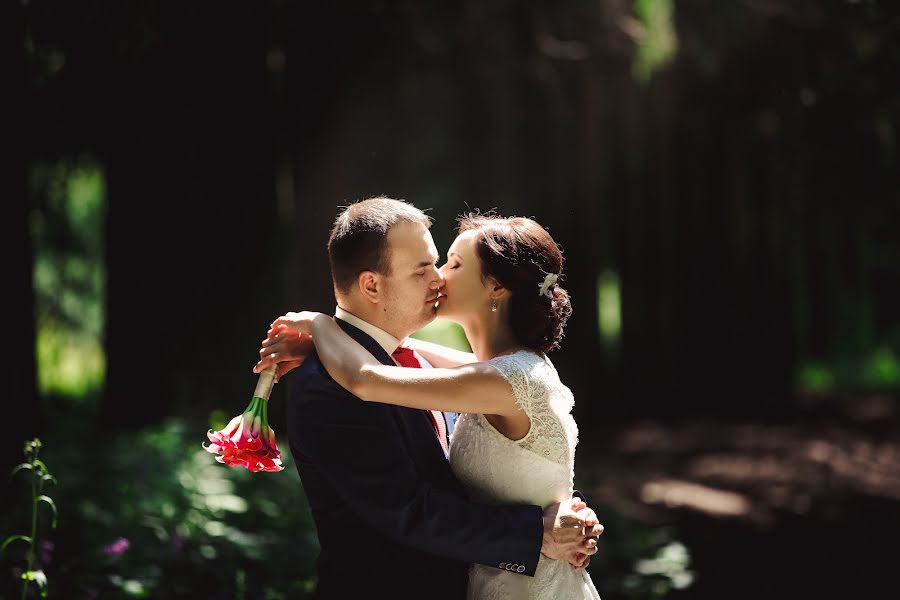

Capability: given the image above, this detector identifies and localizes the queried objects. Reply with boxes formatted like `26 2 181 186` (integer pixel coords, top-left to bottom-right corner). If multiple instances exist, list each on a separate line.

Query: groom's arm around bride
269 198 600 599
287 319 597 600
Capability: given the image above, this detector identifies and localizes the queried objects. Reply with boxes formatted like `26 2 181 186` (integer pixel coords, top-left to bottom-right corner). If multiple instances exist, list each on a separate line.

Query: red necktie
392 345 450 456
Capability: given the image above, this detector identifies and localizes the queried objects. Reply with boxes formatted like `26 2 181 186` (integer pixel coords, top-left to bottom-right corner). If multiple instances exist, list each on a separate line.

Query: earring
491 302 498 313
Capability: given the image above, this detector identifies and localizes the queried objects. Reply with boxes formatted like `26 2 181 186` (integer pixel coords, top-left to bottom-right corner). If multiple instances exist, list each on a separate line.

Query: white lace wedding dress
449 350 601 600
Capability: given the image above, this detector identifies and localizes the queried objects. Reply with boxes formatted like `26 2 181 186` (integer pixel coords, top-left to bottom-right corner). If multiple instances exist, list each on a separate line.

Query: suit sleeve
290 369 544 576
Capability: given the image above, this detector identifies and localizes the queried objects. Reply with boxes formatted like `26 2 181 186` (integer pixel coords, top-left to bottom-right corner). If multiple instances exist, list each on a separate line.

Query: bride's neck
462 313 519 362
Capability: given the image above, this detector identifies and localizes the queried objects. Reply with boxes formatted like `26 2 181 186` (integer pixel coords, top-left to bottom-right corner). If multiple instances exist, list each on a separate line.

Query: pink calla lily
203 396 283 472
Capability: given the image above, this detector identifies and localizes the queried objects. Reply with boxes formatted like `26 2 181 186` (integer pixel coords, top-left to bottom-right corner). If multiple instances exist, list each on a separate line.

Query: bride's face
436 230 492 322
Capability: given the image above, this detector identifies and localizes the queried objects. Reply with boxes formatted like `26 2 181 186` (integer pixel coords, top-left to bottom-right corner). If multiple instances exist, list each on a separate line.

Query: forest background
3 1 899 598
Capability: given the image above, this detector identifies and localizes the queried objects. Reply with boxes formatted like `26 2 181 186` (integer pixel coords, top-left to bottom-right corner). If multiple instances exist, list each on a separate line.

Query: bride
258 213 601 600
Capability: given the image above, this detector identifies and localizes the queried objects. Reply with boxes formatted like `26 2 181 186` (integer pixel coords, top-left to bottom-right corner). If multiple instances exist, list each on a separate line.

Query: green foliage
21 570 47 597
797 362 837 394
30 159 107 403
41 418 318 598
631 0 679 83
597 270 622 355
860 346 900 388
35 324 106 401
2 439 58 599
797 345 900 393
587 505 694 599
6 417 697 598
0 537 33 555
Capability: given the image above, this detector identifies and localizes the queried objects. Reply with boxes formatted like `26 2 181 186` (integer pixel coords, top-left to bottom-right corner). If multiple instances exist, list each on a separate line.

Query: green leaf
22 569 48 596
1 535 33 555
22 569 47 583
10 463 33 479
32 459 50 474
42 473 58 486
36 495 59 528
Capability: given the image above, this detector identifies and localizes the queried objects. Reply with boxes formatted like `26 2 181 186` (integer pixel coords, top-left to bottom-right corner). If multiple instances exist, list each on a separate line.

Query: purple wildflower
103 537 130 557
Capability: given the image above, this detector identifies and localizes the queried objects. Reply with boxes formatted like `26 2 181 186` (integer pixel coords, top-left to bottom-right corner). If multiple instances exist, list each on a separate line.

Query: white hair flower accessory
538 273 558 298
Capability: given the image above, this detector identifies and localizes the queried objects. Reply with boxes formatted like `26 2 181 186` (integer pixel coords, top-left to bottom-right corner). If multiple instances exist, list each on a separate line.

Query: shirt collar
334 306 403 355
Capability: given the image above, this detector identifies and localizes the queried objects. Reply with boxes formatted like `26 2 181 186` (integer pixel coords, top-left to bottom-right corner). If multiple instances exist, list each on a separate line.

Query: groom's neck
335 297 407 340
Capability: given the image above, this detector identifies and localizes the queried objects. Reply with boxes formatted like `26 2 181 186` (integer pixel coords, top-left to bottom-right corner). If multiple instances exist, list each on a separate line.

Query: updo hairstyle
457 214 572 353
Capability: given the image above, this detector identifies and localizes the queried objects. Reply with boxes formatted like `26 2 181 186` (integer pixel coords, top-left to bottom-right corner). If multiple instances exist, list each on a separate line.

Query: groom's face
378 221 443 338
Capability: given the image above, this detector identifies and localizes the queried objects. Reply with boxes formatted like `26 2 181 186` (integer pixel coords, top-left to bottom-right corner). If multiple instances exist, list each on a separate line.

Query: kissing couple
254 197 603 600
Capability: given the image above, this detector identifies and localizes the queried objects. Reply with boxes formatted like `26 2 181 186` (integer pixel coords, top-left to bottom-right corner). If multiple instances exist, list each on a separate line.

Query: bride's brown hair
457 214 572 353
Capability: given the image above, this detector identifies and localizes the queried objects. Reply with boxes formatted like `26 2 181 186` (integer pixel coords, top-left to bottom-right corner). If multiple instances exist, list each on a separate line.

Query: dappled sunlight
30 159 107 402
32 418 319 597
624 0 679 83
640 479 757 519
597 269 622 353
797 347 900 394
583 417 900 525
35 325 105 400
11 1 899 598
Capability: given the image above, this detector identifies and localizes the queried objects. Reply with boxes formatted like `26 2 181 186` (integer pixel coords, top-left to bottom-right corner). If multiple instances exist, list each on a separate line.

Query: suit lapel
335 318 395 366
335 319 447 458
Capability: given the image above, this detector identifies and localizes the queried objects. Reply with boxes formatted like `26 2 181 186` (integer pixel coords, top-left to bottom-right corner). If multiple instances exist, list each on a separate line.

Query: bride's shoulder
487 349 557 401
487 349 557 383
488 348 544 365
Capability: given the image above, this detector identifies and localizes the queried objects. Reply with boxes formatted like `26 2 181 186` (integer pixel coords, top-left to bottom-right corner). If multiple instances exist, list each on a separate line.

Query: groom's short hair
328 197 431 295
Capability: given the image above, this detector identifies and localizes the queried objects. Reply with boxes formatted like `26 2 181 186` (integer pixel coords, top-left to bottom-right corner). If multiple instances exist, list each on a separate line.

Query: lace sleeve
488 353 570 465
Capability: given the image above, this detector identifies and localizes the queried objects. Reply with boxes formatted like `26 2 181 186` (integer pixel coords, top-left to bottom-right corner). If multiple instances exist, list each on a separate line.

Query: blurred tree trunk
101 150 175 429
2 0 42 479
281 3 393 313
100 5 283 428
558 15 616 421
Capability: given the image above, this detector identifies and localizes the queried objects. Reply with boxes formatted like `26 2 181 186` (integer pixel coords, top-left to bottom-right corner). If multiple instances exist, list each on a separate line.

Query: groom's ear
358 271 381 304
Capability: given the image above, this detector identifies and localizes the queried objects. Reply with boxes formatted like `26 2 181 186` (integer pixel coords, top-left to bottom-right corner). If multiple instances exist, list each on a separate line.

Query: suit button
499 562 506 569
517 565 525 573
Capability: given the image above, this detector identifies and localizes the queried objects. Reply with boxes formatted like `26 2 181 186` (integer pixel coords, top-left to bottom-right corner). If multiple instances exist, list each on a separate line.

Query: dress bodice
450 351 578 507
449 350 599 600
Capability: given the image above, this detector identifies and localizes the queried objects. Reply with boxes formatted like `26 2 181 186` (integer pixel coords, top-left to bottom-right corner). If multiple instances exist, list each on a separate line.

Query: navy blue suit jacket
287 319 543 599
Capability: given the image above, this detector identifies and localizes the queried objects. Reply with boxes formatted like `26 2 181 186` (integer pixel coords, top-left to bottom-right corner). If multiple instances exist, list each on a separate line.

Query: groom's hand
254 327 315 383
540 498 604 568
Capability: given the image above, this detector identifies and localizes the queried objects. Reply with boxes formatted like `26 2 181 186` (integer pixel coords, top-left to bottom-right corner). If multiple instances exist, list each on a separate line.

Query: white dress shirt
334 306 401 356
333 306 455 449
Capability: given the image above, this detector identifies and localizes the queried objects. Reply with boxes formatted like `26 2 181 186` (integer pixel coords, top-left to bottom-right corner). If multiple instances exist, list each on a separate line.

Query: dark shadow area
580 396 900 598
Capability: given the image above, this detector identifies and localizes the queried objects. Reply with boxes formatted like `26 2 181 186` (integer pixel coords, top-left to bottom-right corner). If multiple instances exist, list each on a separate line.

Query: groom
257 197 601 599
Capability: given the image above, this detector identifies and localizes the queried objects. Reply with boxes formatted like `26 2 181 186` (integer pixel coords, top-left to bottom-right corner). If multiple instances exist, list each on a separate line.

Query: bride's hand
253 312 322 382
268 311 321 337
540 498 603 568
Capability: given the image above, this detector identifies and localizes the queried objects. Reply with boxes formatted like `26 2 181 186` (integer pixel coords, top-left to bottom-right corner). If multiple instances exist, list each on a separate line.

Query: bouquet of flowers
203 365 284 472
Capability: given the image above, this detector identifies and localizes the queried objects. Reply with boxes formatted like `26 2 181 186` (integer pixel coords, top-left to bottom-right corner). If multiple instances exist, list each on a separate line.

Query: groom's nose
430 269 444 290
